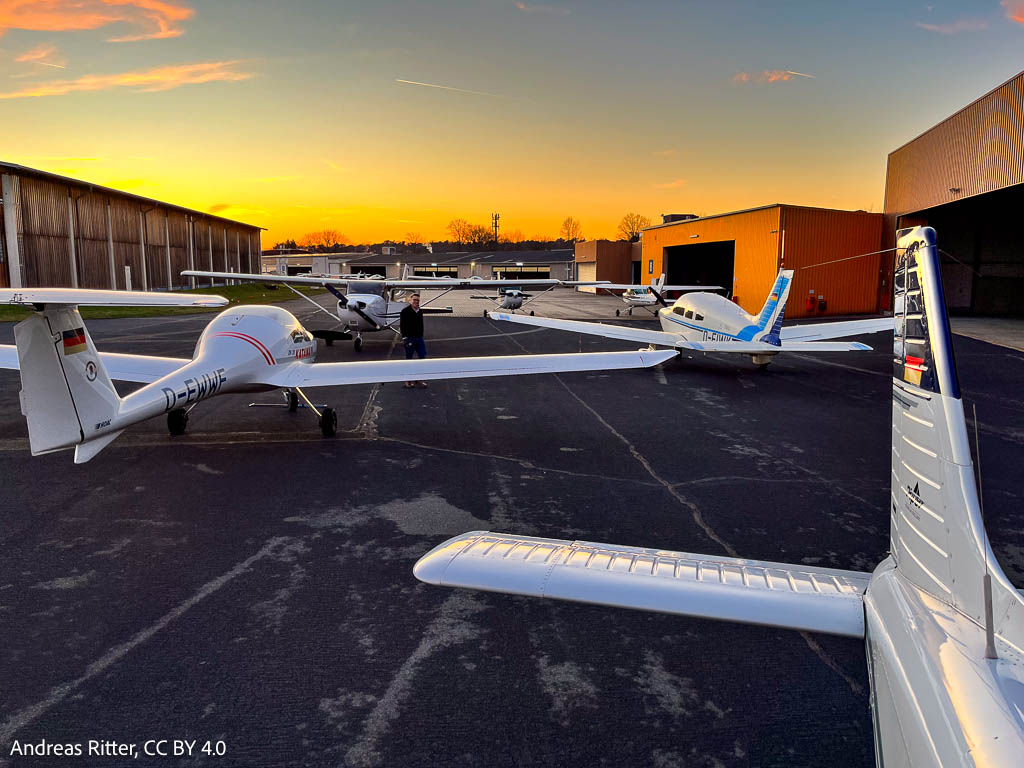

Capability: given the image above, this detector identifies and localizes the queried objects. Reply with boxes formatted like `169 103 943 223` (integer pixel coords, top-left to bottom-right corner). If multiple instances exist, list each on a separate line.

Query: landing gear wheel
755 362 771 372
483 310 488 317
319 407 338 437
167 408 188 436
529 310 535 316
287 391 299 412
615 309 620 317
353 337 363 353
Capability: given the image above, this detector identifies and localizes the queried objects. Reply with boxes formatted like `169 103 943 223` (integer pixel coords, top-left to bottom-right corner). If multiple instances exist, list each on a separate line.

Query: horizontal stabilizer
781 317 892 342
0 346 187 383
258 349 676 389
74 430 124 464
777 341 872 352
415 532 870 637
1 289 227 308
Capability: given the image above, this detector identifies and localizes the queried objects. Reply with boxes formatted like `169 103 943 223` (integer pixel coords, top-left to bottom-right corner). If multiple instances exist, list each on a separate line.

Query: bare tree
299 229 349 251
560 216 583 243
447 219 472 244
466 223 491 246
617 213 651 242
502 228 525 244
404 232 423 246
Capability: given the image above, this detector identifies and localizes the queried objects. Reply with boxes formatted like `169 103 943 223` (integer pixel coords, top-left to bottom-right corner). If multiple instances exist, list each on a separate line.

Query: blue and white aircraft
416 227 1024 767
492 269 891 368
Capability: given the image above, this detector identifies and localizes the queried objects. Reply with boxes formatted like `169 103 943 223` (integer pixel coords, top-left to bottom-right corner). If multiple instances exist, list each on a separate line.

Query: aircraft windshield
347 281 384 296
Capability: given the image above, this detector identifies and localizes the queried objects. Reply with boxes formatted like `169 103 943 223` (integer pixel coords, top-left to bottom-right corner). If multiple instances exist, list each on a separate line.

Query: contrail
785 70 815 79
395 78 502 98
37 62 66 69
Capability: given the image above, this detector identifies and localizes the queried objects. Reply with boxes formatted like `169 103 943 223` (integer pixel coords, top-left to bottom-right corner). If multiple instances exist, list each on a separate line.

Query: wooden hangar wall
0 167 261 290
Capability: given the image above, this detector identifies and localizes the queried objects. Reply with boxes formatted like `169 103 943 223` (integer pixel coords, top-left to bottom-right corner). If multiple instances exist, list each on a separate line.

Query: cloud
0 0 194 42
656 179 686 189
0 60 253 98
395 78 502 98
1002 0 1024 24
512 2 569 16
15 41 64 67
915 18 988 34
732 69 815 84
209 203 268 217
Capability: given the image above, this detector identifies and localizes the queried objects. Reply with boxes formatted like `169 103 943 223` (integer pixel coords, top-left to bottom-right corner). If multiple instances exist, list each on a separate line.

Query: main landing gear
353 335 363 353
247 388 338 437
167 408 188 436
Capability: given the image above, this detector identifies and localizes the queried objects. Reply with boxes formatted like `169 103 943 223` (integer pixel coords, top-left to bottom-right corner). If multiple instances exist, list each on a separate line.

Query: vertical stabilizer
14 307 121 457
753 270 794 345
890 227 1024 642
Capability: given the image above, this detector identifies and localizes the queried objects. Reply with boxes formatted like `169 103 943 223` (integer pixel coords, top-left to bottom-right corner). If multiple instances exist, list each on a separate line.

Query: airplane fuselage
657 292 775 348
102 306 318 438
334 293 408 333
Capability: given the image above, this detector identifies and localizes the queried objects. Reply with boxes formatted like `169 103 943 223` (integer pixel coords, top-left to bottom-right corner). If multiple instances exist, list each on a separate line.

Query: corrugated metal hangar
0 162 262 291
883 70 1024 316
639 205 884 319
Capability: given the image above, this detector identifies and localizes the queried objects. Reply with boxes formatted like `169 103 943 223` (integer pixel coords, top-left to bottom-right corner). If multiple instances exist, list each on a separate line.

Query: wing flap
415 532 869 637
780 317 892 341
256 349 676 389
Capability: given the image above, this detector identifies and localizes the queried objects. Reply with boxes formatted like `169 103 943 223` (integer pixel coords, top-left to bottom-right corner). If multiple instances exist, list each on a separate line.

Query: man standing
399 293 428 388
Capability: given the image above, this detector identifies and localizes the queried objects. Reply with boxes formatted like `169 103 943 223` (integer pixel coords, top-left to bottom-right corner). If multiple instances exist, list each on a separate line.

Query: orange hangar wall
574 239 633 292
641 206 782 316
779 206 885 318
641 205 883 319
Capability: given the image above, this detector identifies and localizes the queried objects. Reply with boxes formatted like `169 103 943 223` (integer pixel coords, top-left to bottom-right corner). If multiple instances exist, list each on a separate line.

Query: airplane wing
780 317 892 341
0 345 188 383
2 288 226 308
182 271 563 290
488 312 871 353
255 349 677 389
183 270 343 286
414 532 870 638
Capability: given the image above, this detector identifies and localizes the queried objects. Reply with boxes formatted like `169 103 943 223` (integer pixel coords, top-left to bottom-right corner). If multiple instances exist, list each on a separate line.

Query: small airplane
592 274 722 317
415 227 1024 767
0 288 675 463
470 286 543 316
182 270 575 352
490 268 891 368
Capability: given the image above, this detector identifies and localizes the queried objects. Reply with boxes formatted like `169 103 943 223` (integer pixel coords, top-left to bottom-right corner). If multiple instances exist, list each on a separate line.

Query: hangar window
648 260 654 274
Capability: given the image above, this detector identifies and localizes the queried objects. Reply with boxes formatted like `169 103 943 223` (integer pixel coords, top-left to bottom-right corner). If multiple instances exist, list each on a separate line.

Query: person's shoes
417 381 429 388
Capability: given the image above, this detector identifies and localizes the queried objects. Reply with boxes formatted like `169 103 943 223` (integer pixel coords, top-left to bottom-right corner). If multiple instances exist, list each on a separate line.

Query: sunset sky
2 0 1022 245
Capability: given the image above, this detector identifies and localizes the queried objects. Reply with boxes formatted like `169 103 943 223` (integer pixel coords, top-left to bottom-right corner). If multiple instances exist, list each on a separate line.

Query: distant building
0 161 262 290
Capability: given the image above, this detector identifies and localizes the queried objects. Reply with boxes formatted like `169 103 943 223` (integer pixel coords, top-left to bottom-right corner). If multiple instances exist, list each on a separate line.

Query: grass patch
0 283 329 322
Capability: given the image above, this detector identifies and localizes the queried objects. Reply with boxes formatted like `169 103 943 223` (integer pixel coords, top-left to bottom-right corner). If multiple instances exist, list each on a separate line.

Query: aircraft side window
684 310 694 319
694 313 704 321
673 306 687 316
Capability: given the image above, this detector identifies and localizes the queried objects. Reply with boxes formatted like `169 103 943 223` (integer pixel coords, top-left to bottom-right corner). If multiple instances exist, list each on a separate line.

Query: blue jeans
403 337 426 359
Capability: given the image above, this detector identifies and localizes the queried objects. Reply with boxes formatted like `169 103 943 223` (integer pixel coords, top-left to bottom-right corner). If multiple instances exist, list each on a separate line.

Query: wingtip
413 531 490 585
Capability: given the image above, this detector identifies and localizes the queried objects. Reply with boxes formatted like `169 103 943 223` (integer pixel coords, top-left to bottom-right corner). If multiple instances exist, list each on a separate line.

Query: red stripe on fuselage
212 332 275 365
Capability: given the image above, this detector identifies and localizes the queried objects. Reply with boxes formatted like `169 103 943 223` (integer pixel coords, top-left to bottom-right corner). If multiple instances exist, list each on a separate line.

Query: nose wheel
319 407 337 436
353 336 363 353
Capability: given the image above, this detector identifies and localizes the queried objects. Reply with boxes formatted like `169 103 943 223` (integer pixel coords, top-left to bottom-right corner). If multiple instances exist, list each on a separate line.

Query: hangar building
0 162 262 290
638 205 884 319
883 69 1024 316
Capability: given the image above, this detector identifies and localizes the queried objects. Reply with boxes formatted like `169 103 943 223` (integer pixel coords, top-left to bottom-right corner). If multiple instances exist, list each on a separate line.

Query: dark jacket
400 305 424 338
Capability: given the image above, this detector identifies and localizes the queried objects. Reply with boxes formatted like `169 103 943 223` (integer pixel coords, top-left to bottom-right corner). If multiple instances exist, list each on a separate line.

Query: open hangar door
664 240 735 298
901 184 1024 315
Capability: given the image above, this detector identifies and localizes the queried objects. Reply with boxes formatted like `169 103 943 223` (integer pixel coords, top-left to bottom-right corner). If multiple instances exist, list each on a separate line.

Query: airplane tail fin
14 307 122 461
4 288 226 462
752 270 794 345
890 226 1023 641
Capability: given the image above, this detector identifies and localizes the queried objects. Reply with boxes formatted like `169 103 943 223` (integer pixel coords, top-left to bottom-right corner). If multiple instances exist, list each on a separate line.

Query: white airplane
0 289 675 463
183 270 572 352
415 227 1024 767
594 274 722 317
490 268 892 368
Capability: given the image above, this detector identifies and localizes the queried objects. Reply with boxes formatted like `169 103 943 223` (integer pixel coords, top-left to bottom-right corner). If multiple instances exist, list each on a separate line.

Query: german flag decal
62 327 87 355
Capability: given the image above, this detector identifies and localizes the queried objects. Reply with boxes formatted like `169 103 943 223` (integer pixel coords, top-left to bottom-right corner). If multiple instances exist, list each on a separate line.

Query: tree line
273 213 653 253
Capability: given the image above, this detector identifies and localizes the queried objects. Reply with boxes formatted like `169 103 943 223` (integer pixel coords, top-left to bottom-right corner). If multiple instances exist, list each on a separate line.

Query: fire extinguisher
806 291 815 312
